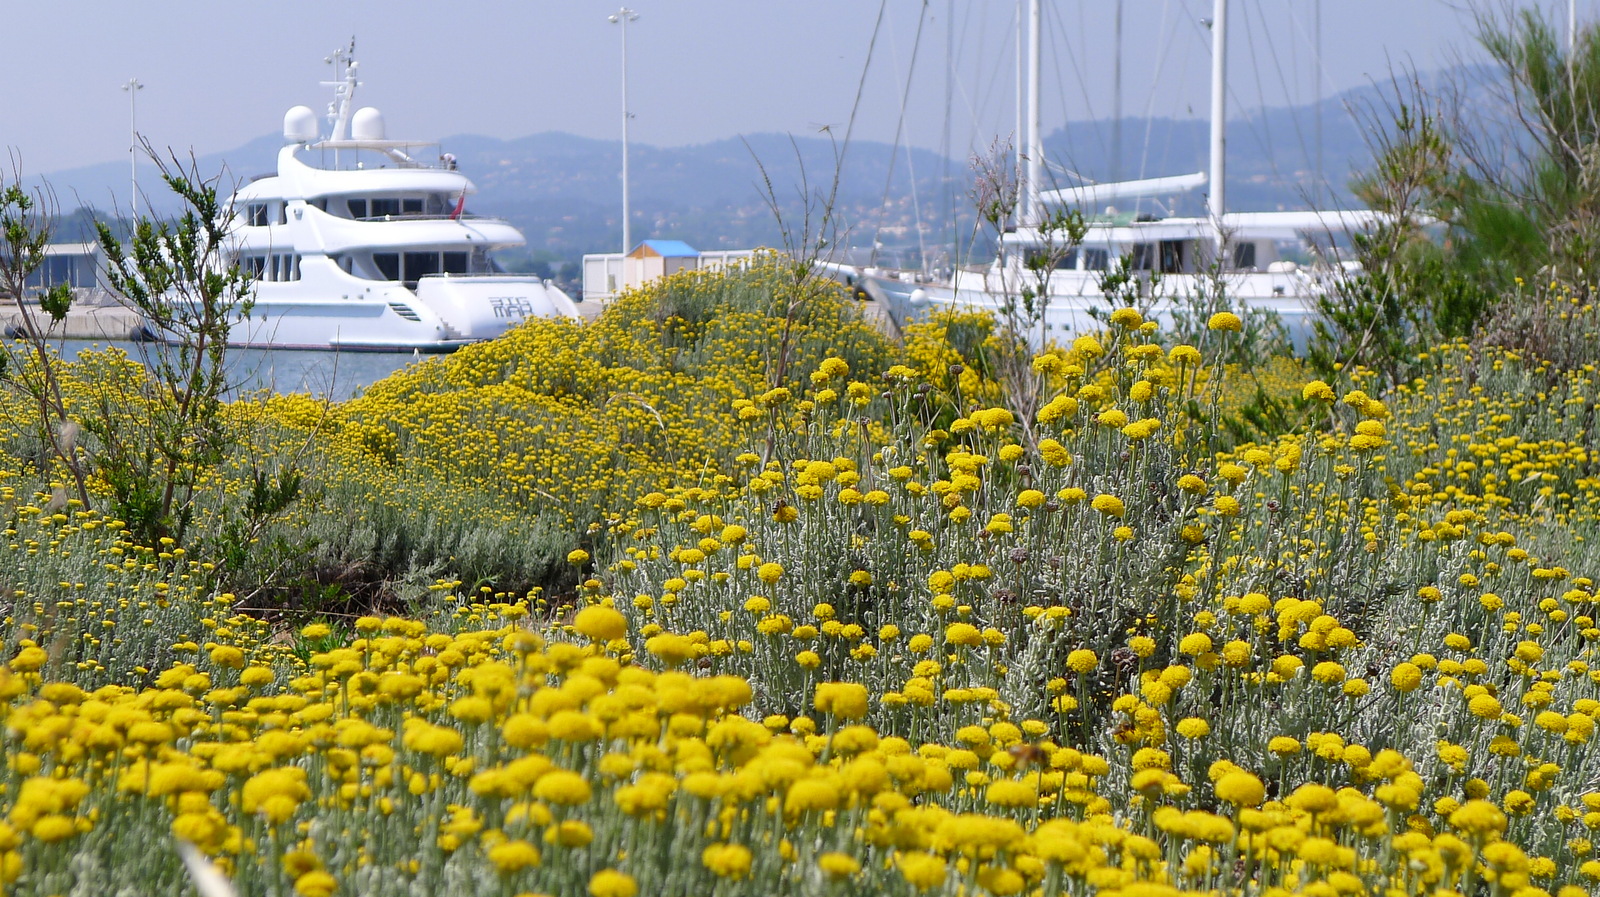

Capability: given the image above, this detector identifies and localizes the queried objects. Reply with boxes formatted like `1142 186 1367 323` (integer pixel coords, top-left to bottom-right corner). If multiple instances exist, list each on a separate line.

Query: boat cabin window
402 252 441 285
244 201 286 227
373 252 400 281
345 196 441 220
1232 242 1258 270
1131 241 1190 274
1082 247 1109 271
238 253 301 282
1023 248 1080 271
356 249 499 283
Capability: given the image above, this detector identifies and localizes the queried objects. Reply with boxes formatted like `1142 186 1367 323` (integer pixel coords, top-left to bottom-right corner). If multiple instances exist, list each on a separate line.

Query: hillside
25 66 1493 273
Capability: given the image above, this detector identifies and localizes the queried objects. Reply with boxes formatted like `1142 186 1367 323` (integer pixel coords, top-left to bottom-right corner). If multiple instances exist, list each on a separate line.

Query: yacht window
244 254 301 283
442 252 470 274
1022 248 1078 270
274 202 287 225
347 199 368 219
1232 242 1258 270
473 248 502 274
402 198 424 216
247 204 270 227
373 253 400 281
403 252 441 285
370 198 401 218
1130 243 1156 270
1159 240 1185 274
311 198 327 213
1083 248 1109 271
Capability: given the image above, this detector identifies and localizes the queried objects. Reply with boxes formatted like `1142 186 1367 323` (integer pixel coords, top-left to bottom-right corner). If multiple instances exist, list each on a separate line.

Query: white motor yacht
196 44 579 351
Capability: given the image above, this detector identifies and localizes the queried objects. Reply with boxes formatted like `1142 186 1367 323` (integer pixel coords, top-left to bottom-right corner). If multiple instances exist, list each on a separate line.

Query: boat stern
414 275 581 340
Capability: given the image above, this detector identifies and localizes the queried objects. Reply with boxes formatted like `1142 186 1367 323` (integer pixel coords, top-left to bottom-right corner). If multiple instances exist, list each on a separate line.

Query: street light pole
122 78 144 218
609 8 639 254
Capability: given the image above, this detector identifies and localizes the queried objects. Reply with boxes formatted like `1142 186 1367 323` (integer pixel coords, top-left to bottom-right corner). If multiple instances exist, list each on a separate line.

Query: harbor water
53 340 425 401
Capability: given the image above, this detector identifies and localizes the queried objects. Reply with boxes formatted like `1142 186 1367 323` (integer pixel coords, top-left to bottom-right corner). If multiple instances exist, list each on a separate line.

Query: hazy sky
0 1 1581 177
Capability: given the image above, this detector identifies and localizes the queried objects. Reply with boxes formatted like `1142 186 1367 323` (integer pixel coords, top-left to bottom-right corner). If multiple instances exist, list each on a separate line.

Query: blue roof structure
631 239 699 258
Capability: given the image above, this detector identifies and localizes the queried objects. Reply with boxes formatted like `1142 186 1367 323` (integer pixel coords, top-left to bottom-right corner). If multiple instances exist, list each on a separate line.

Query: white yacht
208 45 579 350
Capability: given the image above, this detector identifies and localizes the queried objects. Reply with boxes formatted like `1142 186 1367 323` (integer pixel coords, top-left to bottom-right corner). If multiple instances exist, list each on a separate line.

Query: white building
582 240 755 303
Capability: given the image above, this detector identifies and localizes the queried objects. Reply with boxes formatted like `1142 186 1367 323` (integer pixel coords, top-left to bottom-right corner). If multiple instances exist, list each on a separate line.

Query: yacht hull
151 276 580 352
861 268 1326 349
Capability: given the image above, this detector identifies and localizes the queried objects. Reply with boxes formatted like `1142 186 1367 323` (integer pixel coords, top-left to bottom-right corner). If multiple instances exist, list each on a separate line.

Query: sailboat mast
1207 0 1228 254
1113 0 1123 185
1027 0 1043 225
1016 0 1025 227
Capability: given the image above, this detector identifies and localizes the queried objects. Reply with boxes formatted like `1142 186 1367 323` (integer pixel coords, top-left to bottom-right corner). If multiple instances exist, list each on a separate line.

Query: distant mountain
26 65 1497 272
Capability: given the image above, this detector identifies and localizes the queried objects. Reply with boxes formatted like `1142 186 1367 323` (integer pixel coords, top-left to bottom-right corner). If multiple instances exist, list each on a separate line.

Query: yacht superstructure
205 43 578 350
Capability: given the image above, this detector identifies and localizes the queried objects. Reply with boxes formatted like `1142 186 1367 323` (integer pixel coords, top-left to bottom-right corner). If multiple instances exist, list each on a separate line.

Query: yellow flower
588 870 637 897
533 770 592 806
702 843 753 879
489 840 542 874
1208 311 1243 331
1390 662 1423 692
814 682 870 720
1301 380 1336 402
944 623 983 648
896 852 948 890
1215 771 1265 807
817 852 861 878
573 605 627 642
1109 307 1143 329
29 815 77 843
1091 494 1125 518
293 871 338 897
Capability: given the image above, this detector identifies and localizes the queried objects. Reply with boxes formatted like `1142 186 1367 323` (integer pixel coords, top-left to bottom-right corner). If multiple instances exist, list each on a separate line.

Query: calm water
56 340 428 401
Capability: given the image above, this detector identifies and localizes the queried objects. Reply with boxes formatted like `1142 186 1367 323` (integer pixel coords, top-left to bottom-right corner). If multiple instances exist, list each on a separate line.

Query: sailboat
857 0 1382 348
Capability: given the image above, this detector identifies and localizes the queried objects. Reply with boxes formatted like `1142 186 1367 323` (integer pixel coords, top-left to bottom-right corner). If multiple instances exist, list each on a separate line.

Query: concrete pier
0 298 148 342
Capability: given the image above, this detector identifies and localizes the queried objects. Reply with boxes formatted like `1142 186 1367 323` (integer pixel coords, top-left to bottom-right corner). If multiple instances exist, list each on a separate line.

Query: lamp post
121 78 144 218
609 7 638 254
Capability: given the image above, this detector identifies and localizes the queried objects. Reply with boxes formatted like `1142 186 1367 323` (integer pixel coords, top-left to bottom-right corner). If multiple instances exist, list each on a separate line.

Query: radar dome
351 107 386 141
283 106 318 143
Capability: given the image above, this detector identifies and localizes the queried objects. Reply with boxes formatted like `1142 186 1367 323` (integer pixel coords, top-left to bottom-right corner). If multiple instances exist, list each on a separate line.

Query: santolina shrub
0 270 1598 894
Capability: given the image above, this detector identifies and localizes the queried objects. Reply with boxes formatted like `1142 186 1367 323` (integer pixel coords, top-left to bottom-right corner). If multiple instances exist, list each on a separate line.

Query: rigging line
1249 0 1317 202
1044 0 1103 192
1135 0 1185 213
1233 0 1296 208
833 0 888 264
1281 1 1354 206
872 1 931 268
941 0 954 255
836 0 890 176
949 5 1015 160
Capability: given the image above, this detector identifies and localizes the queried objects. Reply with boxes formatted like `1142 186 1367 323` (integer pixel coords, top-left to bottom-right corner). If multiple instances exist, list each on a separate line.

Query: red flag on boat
449 189 466 220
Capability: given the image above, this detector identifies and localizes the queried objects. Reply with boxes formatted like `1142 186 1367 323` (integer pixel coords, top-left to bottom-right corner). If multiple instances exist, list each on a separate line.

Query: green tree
0 171 92 507
91 155 259 543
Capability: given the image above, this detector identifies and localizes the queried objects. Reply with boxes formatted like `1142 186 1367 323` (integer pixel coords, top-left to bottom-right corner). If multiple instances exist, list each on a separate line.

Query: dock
0 297 148 342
